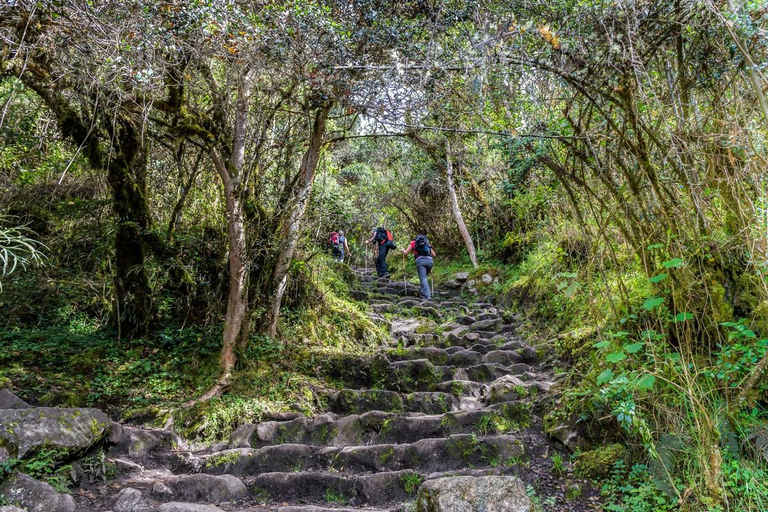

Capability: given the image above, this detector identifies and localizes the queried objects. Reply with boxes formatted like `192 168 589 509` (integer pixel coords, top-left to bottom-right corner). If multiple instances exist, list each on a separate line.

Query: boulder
455 316 475 326
468 318 502 332
485 375 530 404
0 389 30 409
517 347 538 364
544 413 589 453
0 473 76 512
166 474 247 503
113 487 153 512
114 427 185 460
458 397 483 412
157 504 224 512
0 407 112 460
152 482 174 496
113 458 145 477
462 279 478 295
453 272 470 283
443 279 462 289
444 326 468 343
0 507 27 512
415 476 533 512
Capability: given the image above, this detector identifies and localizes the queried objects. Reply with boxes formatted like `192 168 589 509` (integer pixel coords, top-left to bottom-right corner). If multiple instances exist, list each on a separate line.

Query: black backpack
375 227 393 245
414 235 431 256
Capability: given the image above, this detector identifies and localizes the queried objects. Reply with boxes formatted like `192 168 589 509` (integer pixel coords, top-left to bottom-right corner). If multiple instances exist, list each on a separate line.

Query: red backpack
328 232 341 247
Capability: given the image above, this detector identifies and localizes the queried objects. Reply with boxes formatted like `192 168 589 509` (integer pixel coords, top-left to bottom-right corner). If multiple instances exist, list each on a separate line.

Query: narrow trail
79 267 600 512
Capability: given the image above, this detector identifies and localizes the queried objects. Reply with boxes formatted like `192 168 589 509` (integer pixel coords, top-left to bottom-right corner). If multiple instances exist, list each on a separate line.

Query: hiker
403 234 436 300
328 230 350 262
366 227 396 278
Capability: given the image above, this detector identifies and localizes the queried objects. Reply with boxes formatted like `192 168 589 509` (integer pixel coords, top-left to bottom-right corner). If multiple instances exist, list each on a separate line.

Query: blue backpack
414 235 431 256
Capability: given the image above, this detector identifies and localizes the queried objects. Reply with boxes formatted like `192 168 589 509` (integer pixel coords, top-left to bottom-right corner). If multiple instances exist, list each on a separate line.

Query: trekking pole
403 253 407 296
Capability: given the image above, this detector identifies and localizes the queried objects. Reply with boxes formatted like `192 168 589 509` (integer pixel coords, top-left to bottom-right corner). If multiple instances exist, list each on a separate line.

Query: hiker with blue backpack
365 227 396 278
403 234 436 300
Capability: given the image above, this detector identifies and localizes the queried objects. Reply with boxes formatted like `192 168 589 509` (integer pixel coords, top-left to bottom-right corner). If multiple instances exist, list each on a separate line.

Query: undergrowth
1 255 385 445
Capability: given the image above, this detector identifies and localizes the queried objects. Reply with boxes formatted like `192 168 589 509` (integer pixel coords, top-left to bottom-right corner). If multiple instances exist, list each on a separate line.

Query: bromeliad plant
0 216 45 292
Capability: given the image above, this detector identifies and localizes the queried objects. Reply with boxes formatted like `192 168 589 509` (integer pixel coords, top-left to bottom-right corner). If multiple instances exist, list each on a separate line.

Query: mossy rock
573 443 627 479
495 402 532 428
0 407 112 461
387 360 441 393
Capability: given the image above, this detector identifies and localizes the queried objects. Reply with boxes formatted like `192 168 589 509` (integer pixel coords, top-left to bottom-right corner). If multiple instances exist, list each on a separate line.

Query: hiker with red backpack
403 234 436 300
328 230 350 262
365 227 396 278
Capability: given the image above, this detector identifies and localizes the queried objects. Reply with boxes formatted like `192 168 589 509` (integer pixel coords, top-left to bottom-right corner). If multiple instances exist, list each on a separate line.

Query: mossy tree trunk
107 118 155 338
264 103 332 338
15 69 156 338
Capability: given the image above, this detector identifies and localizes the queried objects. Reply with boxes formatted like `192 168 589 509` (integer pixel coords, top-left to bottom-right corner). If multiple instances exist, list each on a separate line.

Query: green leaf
564 280 582 299
662 258 684 269
624 342 644 354
611 331 631 338
647 243 664 251
606 352 627 363
674 312 694 322
643 297 665 310
635 374 656 391
557 272 578 278
648 273 668 283
596 369 614 385
593 340 611 349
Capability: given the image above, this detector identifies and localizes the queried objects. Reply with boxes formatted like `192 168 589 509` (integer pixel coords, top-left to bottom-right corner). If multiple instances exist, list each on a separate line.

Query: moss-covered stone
446 435 479 461
204 450 241 470
0 407 112 461
574 443 627 479
496 402 532 429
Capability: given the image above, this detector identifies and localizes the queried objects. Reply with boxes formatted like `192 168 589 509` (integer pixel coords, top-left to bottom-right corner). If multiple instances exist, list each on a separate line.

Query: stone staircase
73 267 598 512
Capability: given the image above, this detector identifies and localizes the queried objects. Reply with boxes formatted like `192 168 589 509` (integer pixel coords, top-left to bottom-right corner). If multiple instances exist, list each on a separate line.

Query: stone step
385 347 449 365
385 346 525 368
329 434 525 474
332 389 457 415
249 469 418 506
454 363 531 383
441 330 510 348
230 407 531 449
277 507 397 512
200 434 525 476
434 380 489 398
387 360 454 392
323 356 454 391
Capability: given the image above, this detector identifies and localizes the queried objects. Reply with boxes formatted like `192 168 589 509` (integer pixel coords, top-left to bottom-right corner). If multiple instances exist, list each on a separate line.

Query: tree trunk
264 104 331 338
107 120 155 339
445 142 478 268
183 70 255 407
17 74 157 338
182 148 248 406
